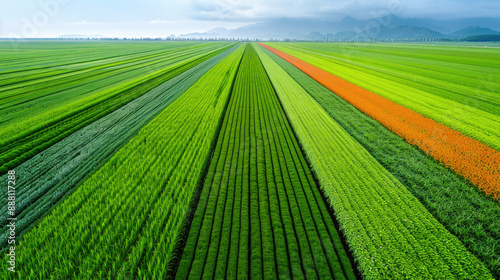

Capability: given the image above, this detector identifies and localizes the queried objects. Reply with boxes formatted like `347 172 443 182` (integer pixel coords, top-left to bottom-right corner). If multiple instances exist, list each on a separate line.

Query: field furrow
176 43 356 280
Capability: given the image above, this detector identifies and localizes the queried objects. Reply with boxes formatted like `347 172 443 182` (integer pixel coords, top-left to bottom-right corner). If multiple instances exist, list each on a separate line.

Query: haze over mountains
177 14 500 40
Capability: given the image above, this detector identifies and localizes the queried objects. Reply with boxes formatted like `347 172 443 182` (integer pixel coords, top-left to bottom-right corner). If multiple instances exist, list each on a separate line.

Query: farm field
256 44 493 279
0 40 498 279
176 44 355 280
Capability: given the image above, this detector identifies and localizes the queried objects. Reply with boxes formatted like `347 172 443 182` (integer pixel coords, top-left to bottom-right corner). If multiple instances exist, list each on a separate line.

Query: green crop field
0 40 498 280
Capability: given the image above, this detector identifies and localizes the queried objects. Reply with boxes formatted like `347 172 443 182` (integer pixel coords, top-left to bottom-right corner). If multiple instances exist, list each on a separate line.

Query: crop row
265 43 500 151
176 44 355 280
0 42 235 174
255 44 493 279
261 43 500 200
263 47 500 279
0 44 245 279
0 44 241 251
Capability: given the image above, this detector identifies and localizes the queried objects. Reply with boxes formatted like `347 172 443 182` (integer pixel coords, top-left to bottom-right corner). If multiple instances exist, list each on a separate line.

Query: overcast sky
1 0 499 38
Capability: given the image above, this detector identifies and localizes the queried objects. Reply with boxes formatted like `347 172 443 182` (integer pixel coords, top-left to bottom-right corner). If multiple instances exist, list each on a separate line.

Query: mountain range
177 14 500 40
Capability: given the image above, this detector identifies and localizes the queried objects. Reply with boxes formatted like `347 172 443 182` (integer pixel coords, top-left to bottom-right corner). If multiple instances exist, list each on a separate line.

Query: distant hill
305 31 325 41
206 28 232 37
377 25 445 40
177 14 500 41
447 26 500 39
226 18 334 39
328 31 357 39
177 28 232 39
431 17 500 34
462 34 500 42
177 32 218 39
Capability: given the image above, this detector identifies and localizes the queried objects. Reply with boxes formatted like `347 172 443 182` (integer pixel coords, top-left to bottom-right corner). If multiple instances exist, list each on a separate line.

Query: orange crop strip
259 43 500 200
